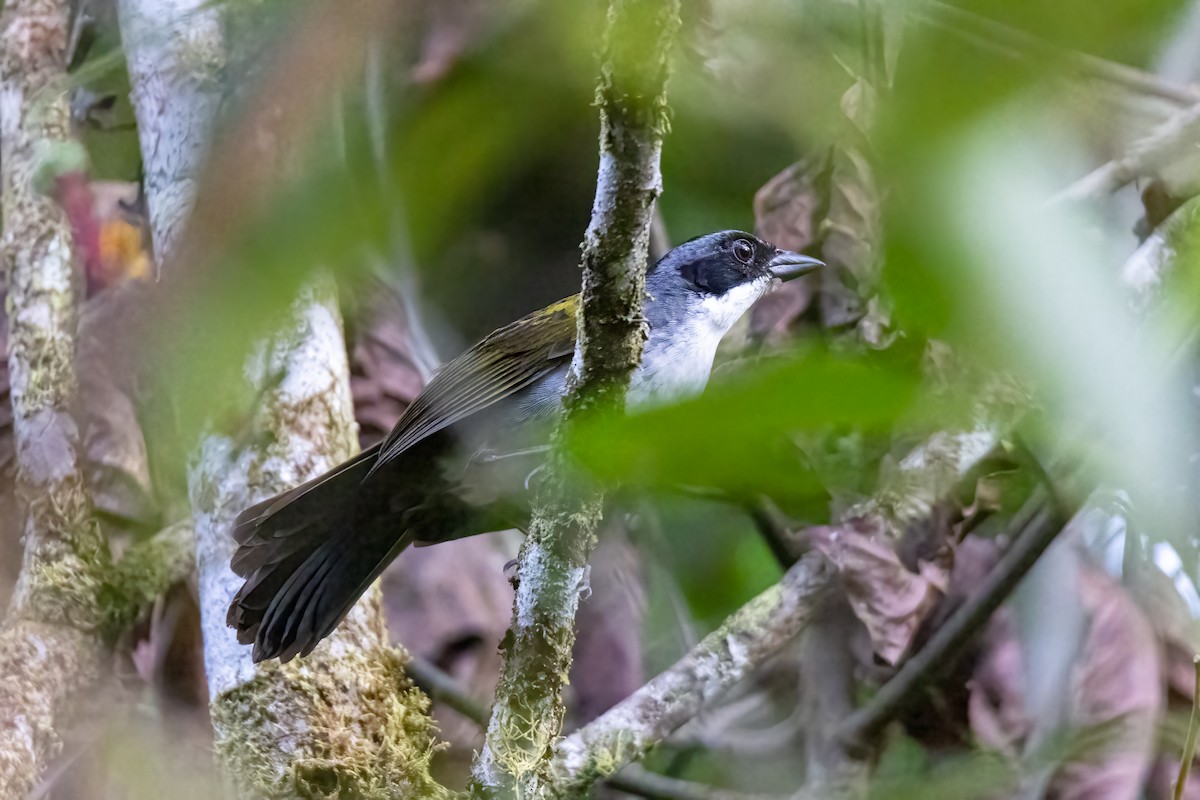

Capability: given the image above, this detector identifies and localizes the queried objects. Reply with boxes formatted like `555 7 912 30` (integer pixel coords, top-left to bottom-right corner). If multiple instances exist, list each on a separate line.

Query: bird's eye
732 239 754 265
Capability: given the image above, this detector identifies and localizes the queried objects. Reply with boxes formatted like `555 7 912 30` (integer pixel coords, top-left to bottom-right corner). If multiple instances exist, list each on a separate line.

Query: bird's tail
226 443 409 662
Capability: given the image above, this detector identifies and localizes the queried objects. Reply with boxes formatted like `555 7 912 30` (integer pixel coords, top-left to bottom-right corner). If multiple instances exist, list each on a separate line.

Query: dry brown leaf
1054 566 1161 799
808 516 947 665
968 610 1028 757
349 275 428 448
900 535 1003 748
78 281 160 528
130 582 208 715
1148 756 1200 800
968 562 1161 799
820 81 887 340
749 80 887 344
1126 561 1200 800
1124 558 1200 688
754 157 827 254
750 157 825 344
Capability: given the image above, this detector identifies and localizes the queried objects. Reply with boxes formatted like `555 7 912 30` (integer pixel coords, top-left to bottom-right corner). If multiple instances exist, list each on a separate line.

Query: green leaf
569 352 918 500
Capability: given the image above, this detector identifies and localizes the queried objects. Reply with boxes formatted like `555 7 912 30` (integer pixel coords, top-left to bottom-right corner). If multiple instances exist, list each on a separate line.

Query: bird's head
644 230 823 335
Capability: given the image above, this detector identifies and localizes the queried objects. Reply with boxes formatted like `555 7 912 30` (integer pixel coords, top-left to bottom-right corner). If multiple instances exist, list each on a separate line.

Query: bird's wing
370 296 577 473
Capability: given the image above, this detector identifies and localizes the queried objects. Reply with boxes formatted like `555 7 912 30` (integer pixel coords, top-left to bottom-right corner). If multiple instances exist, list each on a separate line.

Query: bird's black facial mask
677 233 774 295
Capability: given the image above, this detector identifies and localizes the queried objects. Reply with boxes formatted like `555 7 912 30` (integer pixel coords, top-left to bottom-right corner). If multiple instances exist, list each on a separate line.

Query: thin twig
747 496 806 569
835 491 1066 750
917 5 1200 203
404 655 489 726
921 1 1200 204
922 1 1200 107
1175 655 1200 800
608 766 789 800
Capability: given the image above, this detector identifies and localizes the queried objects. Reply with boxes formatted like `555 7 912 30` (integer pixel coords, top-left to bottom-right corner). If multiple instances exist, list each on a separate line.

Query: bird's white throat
630 277 771 408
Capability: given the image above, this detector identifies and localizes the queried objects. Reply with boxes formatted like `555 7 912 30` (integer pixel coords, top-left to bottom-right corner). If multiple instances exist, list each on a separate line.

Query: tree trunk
470 1 682 796
0 0 107 795
118 1 446 795
189 282 445 799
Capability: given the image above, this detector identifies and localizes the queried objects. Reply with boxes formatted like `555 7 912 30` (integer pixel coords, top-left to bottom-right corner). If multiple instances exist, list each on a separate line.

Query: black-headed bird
227 230 822 662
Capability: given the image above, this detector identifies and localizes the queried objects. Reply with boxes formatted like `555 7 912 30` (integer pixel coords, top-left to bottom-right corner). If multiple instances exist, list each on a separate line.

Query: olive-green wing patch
370 296 578 472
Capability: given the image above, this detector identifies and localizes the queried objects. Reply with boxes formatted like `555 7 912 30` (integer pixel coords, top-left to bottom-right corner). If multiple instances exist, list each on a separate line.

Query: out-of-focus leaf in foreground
883 82 1199 546
568 353 917 501
145 0 595 463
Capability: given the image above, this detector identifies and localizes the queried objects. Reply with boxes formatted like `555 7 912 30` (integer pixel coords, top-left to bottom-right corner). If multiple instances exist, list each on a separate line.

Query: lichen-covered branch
544 554 833 797
1 0 99 634
1121 194 1200 309
0 622 100 800
0 0 108 794
117 0 224 262
469 1 681 796
834 494 1064 750
190 283 444 798
117 0 445 794
1054 102 1200 203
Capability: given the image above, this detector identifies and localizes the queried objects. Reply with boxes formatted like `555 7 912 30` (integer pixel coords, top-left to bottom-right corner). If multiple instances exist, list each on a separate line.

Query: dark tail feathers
226 443 410 662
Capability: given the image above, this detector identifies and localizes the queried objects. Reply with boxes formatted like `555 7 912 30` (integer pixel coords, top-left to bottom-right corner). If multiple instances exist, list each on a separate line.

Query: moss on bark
0 0 111 794
211 628 449 800
546 555 835 798
0 623 106 797
98 521 196 636
470 1 682 796
187 287 449 797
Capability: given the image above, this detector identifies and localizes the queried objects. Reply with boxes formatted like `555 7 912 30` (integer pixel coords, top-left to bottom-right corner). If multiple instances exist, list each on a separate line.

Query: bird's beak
768 250 824 282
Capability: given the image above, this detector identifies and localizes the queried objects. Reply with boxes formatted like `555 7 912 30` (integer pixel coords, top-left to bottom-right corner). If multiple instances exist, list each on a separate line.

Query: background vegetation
5 0 1200 797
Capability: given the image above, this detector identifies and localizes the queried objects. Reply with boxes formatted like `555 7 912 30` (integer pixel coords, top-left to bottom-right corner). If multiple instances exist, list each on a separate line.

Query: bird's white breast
512 276 774 419
629 278 770 409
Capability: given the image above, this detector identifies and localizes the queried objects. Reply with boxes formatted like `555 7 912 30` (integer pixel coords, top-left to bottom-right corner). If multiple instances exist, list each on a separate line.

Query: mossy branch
100 521 196 635
118 0 448 795
117 0 225 263
545 554 834 798
469 1 682 796
0 0 109 794
188 284 446 798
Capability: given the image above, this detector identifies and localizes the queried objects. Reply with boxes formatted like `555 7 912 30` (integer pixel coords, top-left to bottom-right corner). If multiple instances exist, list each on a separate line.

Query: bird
227 230 822 662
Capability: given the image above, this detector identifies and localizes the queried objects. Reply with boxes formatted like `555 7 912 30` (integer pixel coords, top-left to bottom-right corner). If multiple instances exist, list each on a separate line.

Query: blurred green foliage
116 0 1200 647
59 0 1200 792
570 350 918 501
69 43 141 180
